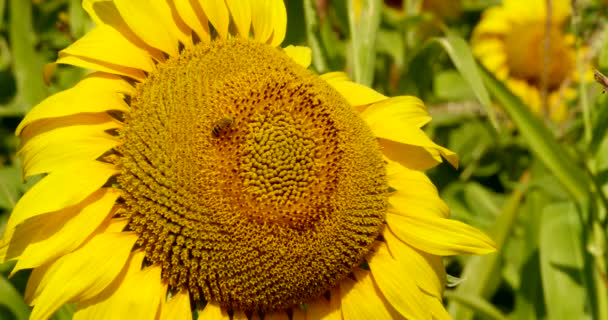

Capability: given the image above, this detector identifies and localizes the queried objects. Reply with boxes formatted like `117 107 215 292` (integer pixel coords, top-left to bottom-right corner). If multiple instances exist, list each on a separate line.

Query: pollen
114 39 388 313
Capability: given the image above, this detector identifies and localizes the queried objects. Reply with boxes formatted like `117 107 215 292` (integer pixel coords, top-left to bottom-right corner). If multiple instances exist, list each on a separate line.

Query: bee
594 69 608 93
211 115 234 138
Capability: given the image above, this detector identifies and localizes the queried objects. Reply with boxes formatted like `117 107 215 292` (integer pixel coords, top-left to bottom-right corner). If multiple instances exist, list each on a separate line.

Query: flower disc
115 39 388 312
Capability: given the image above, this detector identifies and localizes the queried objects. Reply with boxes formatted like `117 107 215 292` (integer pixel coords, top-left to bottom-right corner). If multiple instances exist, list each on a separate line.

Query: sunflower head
472 0 582 123
1 1 495 319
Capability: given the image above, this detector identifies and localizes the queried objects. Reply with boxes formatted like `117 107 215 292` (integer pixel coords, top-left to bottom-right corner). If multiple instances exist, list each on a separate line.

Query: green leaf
0 274 30 320
480 66 591 202
8 0 49 112
448 178 529 320
539 202 588 320
303 0 328 74
435 32 501 131
0 164 22 210
589 95 608 157
69 0 90 38
445 291 507 320
347 0 382 86
434 70 476 101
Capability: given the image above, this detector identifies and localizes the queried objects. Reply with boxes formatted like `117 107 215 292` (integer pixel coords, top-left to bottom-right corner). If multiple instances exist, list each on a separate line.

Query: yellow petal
197 301 227 319
322 74 387 106
283 45 312 69
0 161 117 251
20 112 122 148
387 160 450 218
161 291 192 320
89 266 164 319
360 96 431 129
387 212 496 256
367 243 429 320
24 219 128 304
113 0 179 56
320 72 350 82
83 0 164 58
269 0 287 47
60 24 155 73
57 54 146 80
292 307 306 320
16 73 130 134
200 0 230 40
251 0 274 43
154 0 192 45
305 295 340 320
173 0 211 42
20 115 121 177
362 98 457 168
226 0 251 38
383 230 444 298
265 311 289 320
73 250 145 320
473 7 510 36
5 189 119 273
233 310 248 320
421 292 451 320
340 269 393 320
29 232 138 320
377 122 459 169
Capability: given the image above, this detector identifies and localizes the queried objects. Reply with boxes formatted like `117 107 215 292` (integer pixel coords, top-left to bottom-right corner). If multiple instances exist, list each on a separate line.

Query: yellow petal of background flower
383 229 444 297
340 269 394 320
16 74 130 134
29 232 138 320
113 0 179 56
160 291 192 320
20 115 121 177
0 161 117 252
173 0 211 42
200 0 230 39
473 7 510 35
225 0 251 38
269 0 287 47
387 212 496 256
198 301 227 319
60 24 155 73
322 74 387 106
283 45 312 69
4 189 119 274
367 243 428 320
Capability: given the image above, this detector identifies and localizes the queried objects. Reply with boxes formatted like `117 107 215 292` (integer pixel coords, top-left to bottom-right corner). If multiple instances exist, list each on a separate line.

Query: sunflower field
1 0 608 319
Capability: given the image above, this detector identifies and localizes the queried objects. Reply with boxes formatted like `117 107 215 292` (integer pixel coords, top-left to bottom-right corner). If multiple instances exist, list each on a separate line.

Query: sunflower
0 1 495 319
472 0 580 123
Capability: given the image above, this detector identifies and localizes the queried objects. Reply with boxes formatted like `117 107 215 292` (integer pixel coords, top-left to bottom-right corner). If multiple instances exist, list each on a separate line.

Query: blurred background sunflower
472 0 585 123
